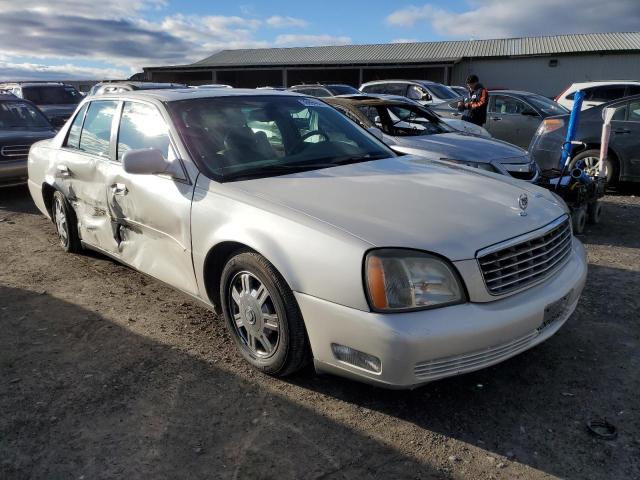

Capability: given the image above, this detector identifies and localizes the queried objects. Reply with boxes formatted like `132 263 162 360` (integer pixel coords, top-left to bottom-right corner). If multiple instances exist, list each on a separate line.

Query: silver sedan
28 89 587 388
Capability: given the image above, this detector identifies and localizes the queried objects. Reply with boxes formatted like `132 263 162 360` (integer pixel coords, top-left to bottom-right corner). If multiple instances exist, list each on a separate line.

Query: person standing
457 74 488 126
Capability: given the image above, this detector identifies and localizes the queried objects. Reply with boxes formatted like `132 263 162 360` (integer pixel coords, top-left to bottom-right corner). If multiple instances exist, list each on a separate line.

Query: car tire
220 250 310 376
52 190 82 253
569 149 618 185
587 201 603 224
572 206 587 234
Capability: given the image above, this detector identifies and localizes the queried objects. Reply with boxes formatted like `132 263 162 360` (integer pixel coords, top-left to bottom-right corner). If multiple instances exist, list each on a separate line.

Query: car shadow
0 285 444 480
286 264 640 480
0 185 39 216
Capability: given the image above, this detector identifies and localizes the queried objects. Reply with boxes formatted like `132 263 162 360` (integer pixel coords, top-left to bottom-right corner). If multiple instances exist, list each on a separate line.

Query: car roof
568 80 640 88
1 82 70 88
84 88 305 102
95 81 185 89
324 94 414 107
361 79 439 86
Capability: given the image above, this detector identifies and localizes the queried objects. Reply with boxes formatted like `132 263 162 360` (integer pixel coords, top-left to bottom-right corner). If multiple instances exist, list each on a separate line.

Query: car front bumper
0 159 28 187
297 238 587 389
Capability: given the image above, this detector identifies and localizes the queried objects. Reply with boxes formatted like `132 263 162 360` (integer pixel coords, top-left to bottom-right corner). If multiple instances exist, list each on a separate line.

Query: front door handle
492 116 502 121
111 183 128 196
57 165 71 177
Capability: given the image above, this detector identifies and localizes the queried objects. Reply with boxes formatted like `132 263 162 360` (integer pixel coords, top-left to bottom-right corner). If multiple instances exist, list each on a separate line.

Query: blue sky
0 0 638 80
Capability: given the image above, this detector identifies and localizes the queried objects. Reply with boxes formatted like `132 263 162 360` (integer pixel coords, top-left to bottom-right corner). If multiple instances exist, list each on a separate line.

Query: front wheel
220 251 310 376
52 190 82 253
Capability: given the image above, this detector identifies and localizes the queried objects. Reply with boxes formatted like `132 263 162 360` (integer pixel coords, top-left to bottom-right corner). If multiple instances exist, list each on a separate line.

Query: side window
333 105 366 127
588 85 627 102
357 105 380 125
117 102 171 161
611 103 627 121
492 95 527 114
384 83 408 96
626 85 640 96
79 101 117 157
65 104 88 149
628 100 640 122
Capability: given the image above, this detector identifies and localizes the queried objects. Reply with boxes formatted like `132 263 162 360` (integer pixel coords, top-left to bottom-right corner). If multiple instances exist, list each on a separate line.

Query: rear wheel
569 149 617 185
52 190 82 253
220 251 310 376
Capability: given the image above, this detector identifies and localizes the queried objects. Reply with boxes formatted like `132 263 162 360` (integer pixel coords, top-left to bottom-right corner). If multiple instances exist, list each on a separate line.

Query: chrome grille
1 144 30 159
478 217 572 295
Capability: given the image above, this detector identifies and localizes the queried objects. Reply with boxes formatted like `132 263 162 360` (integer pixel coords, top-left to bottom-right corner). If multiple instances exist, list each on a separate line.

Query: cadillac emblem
518 193 529 216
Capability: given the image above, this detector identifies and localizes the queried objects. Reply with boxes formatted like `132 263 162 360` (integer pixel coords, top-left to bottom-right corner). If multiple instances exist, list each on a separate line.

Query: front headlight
365 249 465 312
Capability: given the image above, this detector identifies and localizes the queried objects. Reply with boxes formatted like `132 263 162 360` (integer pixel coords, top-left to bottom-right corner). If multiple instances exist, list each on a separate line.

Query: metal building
144 32 640 97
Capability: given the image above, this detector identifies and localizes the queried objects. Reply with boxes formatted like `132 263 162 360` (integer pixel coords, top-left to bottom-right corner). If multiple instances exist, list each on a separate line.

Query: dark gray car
529 94 640 184
433 90 568 149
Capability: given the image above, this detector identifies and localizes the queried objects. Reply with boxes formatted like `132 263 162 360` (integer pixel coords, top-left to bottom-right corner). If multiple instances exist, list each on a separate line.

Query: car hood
0 129 56 144
390 132 528 163
229 156 566 261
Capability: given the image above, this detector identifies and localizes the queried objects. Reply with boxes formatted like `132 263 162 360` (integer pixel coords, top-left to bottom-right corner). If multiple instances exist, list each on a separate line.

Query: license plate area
540 290 573 332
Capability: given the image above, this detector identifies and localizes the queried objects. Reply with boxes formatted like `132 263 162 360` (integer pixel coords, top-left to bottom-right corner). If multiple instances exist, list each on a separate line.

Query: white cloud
0 61 127 81
266 15 308 28
275 34 351 47
386 0 640 38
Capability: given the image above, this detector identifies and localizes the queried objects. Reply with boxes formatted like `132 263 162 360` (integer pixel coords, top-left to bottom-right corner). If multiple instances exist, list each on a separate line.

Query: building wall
452 53 640 97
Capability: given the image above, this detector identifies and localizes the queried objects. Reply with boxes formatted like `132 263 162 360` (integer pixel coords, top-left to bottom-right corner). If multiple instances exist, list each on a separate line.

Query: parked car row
27 88 588 388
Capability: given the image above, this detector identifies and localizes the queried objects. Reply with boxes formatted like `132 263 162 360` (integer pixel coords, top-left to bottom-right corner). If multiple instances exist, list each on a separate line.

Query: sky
1 0 639 81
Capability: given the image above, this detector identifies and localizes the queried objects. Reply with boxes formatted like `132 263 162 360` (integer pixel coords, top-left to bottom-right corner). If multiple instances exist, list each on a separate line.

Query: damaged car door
57 100 119 248
102 100 198 295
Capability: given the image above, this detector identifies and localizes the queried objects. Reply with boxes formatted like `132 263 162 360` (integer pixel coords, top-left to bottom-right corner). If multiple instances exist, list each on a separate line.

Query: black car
288 84 360 97
1 82 83 127
529 94 640 184
0 92 56 187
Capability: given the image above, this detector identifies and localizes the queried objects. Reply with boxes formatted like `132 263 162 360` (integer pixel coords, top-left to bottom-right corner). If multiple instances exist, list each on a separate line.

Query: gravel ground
1 185 639 480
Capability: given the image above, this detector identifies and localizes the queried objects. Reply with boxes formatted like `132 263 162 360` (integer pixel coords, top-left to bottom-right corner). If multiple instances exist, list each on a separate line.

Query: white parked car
360 80 461 106
555 81 640 110
27 88 587 388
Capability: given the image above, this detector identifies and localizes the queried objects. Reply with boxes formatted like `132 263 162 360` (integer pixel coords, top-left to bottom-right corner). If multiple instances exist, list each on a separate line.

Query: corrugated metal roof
157 32 640 70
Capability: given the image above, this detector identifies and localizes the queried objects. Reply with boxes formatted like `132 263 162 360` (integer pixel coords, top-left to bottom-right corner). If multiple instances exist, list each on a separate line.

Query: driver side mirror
422 92 432 102
50 117 67 129
123 148 175 176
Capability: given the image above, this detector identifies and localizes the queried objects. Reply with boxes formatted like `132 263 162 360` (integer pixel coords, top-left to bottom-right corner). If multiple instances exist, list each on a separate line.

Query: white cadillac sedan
28 89 587 389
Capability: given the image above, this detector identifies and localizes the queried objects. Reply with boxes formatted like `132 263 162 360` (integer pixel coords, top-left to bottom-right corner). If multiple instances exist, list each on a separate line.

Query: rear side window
79 101 117 157
611 103 627 121
629 100 640 122
626 85 640 96
65 104 88 149
117 102 171 161
585 85 627 102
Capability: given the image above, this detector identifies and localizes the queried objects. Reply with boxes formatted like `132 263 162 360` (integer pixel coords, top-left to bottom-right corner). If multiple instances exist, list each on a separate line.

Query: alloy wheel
228 271 280 358
54 196 68 246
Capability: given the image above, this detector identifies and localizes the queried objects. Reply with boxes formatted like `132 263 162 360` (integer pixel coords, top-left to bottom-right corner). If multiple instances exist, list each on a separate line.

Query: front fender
190 177 373 312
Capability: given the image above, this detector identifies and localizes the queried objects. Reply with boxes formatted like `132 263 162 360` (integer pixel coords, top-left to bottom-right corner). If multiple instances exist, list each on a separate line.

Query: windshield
22 86 82 105
423 83 459 100
327 85 360 95
0 101 52 128
169 95 395 181
525 94 569 115
357 102 453 137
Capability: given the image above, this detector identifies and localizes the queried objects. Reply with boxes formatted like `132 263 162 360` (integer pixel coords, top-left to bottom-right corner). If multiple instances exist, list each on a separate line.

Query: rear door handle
56 165 71 177
111 183 128 196
492 117 502 121
614 129 631 134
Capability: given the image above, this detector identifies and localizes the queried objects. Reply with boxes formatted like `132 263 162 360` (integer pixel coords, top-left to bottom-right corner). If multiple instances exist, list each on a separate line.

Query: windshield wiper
223 153 389 181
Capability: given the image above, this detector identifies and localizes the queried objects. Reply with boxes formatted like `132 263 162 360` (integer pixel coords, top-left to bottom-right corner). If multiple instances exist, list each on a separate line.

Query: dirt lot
1 185 639 480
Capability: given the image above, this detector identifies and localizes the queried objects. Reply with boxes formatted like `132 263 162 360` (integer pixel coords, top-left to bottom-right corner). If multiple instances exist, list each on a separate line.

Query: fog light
331 343 381 373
